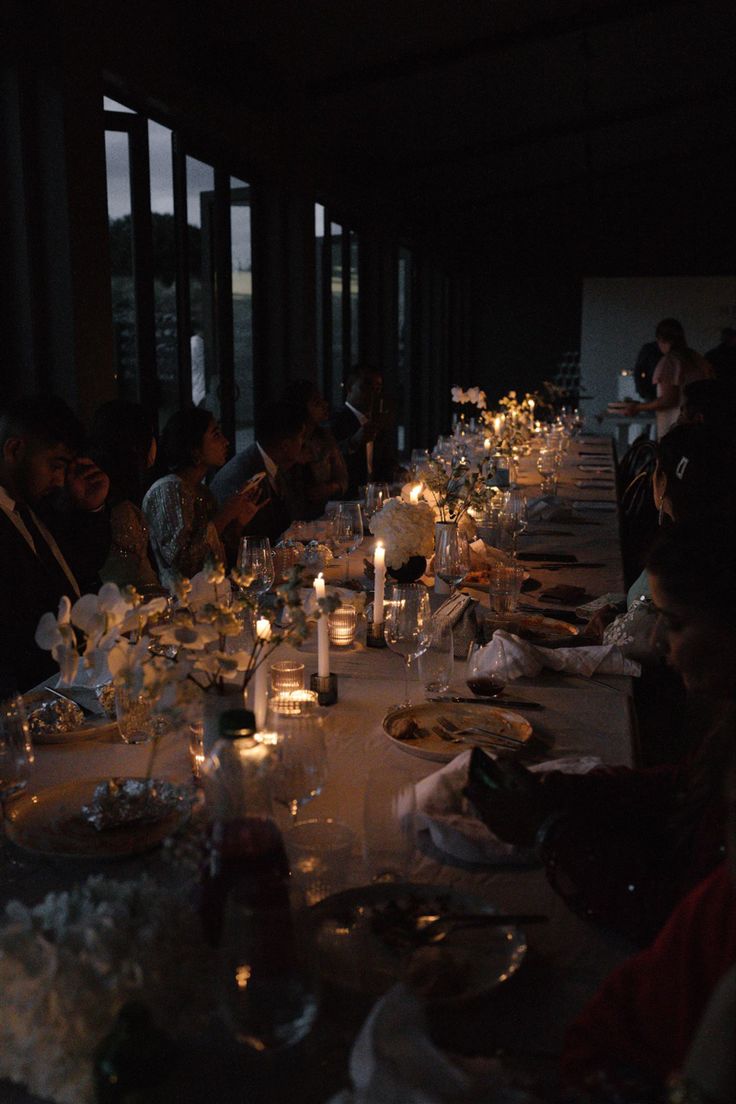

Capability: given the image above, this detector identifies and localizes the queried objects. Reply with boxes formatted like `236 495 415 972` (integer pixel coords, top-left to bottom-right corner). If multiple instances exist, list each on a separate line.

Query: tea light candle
373 542 386 625
314 573 330 677
270 660 305 693
328 605 357 646
254 617 271 729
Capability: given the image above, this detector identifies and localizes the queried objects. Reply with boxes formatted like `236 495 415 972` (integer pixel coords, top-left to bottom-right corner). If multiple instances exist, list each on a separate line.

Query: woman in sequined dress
88 400 161 592
142 407 262 590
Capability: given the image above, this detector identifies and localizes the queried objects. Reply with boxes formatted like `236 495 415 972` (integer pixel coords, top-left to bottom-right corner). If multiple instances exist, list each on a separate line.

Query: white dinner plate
6 777 191 859
383 702 532 762
311 882 528 1004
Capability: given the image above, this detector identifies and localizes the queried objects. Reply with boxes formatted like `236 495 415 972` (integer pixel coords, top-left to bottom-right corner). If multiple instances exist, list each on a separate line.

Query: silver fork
434 717 520 750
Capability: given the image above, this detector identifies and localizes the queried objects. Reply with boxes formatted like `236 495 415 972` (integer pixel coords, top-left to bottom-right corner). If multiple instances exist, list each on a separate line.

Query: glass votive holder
268 688 320 719
327 604 357 646
270 660 305 694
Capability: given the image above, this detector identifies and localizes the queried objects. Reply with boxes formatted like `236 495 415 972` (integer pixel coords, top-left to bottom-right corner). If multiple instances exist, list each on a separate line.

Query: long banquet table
0 434 638 1103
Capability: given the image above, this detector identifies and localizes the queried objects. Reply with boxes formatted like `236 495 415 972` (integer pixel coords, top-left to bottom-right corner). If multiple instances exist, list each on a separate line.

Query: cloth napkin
526 497 598 524
300 585 367 616
414 749 602 864
468 539 510 567
480 630 641 679
327 983 522 1104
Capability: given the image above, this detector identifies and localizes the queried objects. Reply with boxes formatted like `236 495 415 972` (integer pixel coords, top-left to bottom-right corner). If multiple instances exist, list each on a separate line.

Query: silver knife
428 696 543 710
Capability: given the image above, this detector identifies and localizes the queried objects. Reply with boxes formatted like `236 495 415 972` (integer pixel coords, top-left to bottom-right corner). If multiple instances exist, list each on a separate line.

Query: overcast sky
104 97 251 268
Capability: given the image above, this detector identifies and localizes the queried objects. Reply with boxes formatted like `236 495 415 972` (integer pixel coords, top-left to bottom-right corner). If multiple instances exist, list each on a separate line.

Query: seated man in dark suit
329 365 397 498
0 395 110 695
209 401 306 548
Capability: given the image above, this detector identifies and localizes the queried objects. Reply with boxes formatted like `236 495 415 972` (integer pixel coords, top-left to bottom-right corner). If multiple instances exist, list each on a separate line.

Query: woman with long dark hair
464 519 736 947
142 407 262 589
87 400 160 591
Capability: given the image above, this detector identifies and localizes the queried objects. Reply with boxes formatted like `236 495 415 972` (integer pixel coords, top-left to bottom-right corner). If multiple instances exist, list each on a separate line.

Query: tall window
396 246 413 452
103 97 254 446
315 204 359 408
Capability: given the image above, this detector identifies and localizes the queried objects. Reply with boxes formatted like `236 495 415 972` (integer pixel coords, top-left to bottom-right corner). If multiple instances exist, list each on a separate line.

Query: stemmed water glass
238 536 275 605
333 503 364 584
384 583 432 707
434 524 470 594
500 491 528 557
266 692 327 825
0 696 33 869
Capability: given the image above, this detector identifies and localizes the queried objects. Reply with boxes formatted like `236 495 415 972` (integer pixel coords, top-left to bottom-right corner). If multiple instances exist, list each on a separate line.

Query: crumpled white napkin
300 586 367 616
468 539 509 568
414 749 602 864
482 630 641 679
326 982 526 1104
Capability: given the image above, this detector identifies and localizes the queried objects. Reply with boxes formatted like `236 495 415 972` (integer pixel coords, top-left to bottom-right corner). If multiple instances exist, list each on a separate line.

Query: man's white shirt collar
0 483 80 596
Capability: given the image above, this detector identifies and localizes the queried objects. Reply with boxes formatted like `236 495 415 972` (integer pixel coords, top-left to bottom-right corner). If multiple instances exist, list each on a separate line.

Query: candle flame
409 484 422 504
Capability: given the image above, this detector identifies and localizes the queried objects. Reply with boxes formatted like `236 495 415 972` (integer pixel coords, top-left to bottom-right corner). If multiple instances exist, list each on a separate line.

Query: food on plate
386 715 421 741
26 697 84 740
404 944 473 1000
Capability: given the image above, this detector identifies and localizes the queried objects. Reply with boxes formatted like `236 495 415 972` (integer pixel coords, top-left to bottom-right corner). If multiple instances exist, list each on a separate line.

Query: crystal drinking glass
384 583 432 706
266 691 327 825
238 536 275 601
0 696 33 867
434 525 470 595
333 503 364 583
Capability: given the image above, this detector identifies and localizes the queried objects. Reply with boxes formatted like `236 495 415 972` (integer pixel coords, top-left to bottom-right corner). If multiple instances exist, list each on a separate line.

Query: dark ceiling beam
353 80 736 175
306 0 687 97
395 134 736 227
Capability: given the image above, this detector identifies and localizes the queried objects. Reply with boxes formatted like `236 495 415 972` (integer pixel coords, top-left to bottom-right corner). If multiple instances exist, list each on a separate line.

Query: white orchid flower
35 597 79 684
107 637 151 684
187 571 227 609
149 620 219 650
207 650 253 674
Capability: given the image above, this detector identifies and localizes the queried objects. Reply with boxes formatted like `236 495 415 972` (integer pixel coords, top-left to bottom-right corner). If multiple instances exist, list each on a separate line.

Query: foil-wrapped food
27 698 85 741
82 778 185 832
95 682 117 719
299 540 334 571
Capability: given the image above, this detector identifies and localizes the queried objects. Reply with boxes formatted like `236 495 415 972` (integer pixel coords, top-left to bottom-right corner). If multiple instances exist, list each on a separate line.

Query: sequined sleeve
143 476 224 585
100 501 158 589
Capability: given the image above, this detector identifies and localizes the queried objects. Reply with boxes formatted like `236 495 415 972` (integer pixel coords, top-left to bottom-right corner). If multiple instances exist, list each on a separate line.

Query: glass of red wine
466 639 509 698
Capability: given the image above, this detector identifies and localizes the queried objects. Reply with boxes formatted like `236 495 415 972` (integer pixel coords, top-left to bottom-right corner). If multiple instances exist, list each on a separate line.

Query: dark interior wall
465 142 736 399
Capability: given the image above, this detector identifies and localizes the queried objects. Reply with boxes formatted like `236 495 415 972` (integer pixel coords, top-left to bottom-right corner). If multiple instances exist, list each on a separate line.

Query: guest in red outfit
563 742 736 1098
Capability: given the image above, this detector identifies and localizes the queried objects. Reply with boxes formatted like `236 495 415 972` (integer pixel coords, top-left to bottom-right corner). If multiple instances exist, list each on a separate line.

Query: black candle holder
310 672 338 706
366 619 387 648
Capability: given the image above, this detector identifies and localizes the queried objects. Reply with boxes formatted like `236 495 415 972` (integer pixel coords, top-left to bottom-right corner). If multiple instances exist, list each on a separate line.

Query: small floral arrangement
0 875 215 1104
422 459 489 524
369 498 435 570
451 385 487 411
35 563 338 710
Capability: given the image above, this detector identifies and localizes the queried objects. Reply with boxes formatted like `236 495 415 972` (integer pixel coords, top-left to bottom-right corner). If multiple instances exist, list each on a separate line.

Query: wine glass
266 692 327 825
417 621 454 694
434 524 470 594
363 483 390 526
363 765 416 882
536 448 558 497
0 696 33 868
466 639 509 698
384 583 432 706
333 503 364 584
238 536 275 603
500 491 528 557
